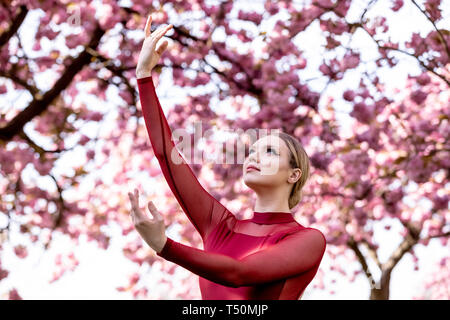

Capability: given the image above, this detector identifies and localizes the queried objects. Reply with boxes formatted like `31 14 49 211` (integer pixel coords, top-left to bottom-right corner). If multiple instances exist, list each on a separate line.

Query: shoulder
278 227 327 263
306 228 327 247
289 227 326 249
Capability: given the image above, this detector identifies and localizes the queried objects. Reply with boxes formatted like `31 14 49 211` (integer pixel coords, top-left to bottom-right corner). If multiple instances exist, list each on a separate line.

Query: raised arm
137 76 232 240
156 228 326 288
135 14 233 240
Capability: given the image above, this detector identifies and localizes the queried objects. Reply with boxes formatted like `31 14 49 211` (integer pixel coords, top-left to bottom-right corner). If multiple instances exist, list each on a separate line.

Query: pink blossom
129 272 140 286
334 0 351 16
356 128 381 151
320 18 348 35
424 30 445 52
193 72 211 86
35 56 56 71
431 194 448 211
310 152 334 171
65 34 87 49
353 207 368 226
405 155 432 183
119 90 133 105
343 90 356 101
385 187 404 204
350 102 375 124
223 1 233 14
33 158 53 176
13 245 28 259
416 73 431 85
391 0 404 11
264 2 279 15
86 149 95 160
410 89 428 105
237 10 263 25
79 134 91 145
9 289 22 300
342 52 360 70
313 0 334 7
319 62 332 77
325 35 341 49
32 41 41 51
98 3 121 30
0 268 9 281
52 7 69 24
425 0 442 21
85 111 104 122
341 150 371 178
406 33 426 56
40 26 59 40
202 4 220 16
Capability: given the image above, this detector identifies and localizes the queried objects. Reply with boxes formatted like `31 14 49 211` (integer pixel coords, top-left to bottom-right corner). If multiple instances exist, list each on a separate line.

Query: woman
128 13 326 300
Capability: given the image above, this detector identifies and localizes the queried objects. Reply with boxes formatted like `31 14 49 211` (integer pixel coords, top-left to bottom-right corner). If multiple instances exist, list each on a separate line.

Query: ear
288 168 302 184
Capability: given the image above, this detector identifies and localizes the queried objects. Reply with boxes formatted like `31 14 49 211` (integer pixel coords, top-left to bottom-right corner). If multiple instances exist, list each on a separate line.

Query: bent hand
128 188 167 253
136 13 173 79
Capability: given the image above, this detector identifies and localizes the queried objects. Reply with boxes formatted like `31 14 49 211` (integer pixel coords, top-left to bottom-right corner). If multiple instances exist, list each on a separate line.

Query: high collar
250 211 295 224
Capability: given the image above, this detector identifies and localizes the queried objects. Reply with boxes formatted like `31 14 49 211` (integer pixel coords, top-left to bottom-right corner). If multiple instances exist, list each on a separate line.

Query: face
243 134 301 190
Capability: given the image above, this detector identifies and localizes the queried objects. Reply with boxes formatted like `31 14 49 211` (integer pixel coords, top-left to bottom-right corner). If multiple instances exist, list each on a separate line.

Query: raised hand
128 188 167 253
136 13 173 79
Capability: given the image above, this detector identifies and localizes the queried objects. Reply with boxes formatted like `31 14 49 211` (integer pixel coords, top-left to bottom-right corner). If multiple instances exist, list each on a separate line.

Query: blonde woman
128 13 326 300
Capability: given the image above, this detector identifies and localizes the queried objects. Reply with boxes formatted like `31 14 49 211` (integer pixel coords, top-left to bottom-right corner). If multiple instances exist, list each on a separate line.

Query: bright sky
1 0 448 299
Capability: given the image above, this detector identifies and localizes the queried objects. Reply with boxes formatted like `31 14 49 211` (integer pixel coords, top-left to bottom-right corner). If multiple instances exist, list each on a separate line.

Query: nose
247 147 259 163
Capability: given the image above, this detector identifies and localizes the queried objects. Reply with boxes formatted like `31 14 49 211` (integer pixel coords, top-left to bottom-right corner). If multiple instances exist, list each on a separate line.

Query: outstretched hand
136 13 173 79
128 188 167 253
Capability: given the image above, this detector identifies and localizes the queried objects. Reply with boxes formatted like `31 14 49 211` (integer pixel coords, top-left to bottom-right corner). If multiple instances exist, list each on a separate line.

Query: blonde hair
275 132 311 209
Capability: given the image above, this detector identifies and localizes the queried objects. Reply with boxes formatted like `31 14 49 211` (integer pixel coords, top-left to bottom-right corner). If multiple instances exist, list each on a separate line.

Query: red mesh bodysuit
137 76 326 300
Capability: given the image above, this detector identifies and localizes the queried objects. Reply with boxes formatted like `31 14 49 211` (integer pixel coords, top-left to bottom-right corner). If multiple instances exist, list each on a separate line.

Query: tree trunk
370 271 391 300
370 287 389 300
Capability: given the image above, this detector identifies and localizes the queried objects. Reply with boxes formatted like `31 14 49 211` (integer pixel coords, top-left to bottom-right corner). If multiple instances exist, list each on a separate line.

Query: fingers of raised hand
148 201 163 221
128 187 138 200
150 24 173 41
156 40 168 55
127 191 135 207
128 189 141 213
144 15 152 37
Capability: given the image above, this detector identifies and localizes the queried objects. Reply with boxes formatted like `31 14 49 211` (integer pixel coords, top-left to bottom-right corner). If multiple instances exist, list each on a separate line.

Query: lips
246 165 260 172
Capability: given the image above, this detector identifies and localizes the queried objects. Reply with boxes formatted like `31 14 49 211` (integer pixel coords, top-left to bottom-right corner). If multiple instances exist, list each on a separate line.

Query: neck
253 187 291 213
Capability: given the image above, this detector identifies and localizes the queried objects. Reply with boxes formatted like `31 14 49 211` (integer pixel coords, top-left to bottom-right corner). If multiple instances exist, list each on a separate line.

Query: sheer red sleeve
137 76 231 240
157 228 326 288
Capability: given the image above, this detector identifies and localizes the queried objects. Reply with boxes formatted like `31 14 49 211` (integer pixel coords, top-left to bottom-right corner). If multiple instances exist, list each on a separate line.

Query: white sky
1 0 449 299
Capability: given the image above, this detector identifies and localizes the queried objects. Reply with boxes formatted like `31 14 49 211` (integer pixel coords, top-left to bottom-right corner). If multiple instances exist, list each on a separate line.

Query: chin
243 174 275 189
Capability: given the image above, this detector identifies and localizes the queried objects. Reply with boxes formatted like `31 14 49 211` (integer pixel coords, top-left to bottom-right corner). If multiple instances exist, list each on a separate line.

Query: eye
248 147 277 155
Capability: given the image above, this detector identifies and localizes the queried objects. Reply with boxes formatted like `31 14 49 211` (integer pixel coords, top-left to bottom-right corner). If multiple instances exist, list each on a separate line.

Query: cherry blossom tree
0 0 448 300
415 256 450 299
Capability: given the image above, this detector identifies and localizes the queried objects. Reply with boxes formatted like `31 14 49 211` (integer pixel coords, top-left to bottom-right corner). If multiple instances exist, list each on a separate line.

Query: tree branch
382 222 421 272
49 174 66 230
361 239 382 269
0 5 28 48
355 17 450 86
17 128 71 154
0 69 39 95
347 236 377 284
0 23 106 141
424 230 450 240
410 0 450 60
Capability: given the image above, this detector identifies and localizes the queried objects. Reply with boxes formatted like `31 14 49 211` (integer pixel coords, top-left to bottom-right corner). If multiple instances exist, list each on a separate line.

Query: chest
204 219 299 260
